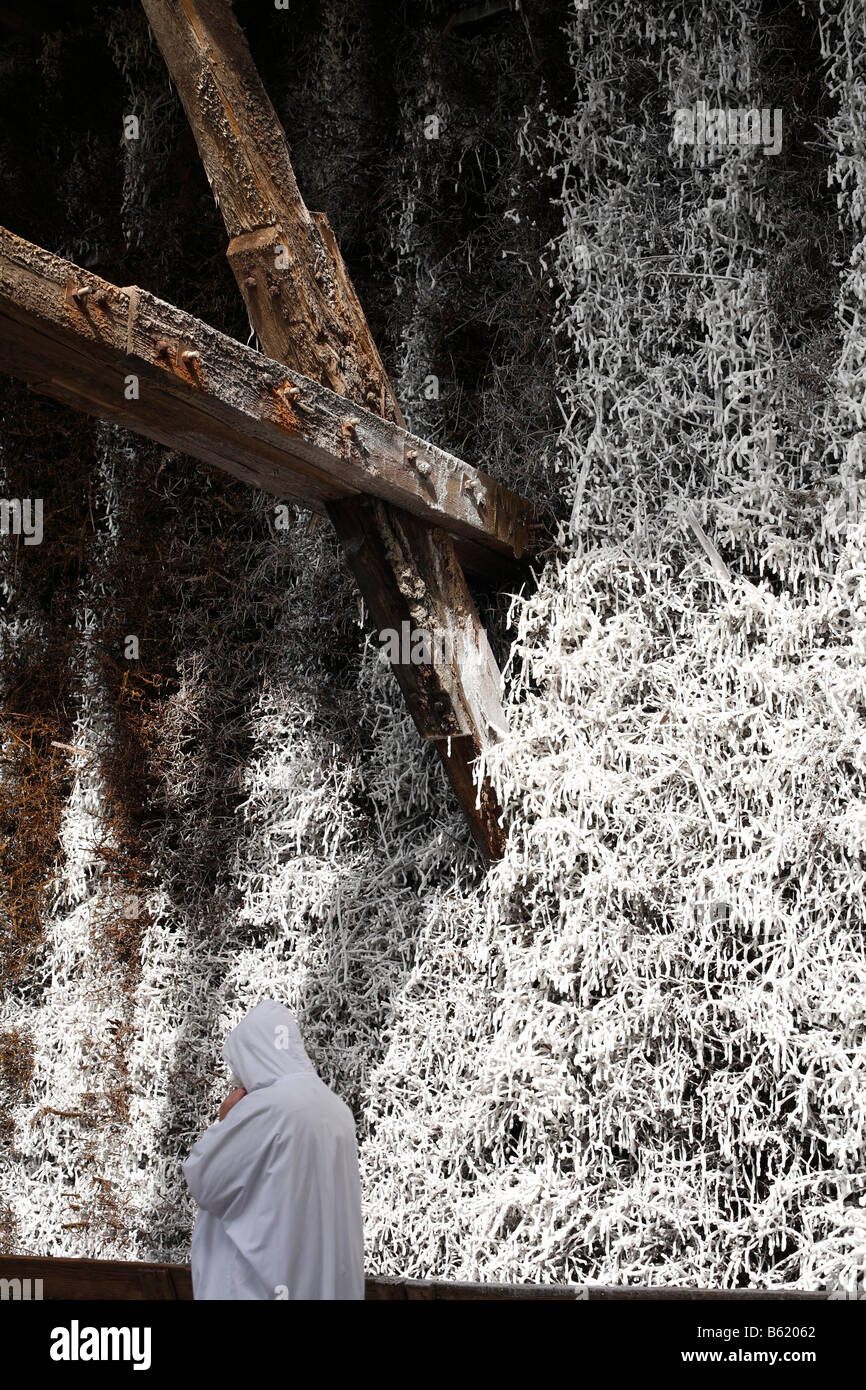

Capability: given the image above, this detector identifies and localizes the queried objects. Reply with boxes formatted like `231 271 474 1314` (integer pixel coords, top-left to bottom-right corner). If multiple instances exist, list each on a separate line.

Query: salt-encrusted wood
0 225 535 566
140 0 516 859
139 0 404 424
328 497 508 860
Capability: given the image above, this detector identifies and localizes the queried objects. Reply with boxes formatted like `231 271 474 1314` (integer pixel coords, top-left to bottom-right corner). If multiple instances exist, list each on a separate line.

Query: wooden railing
0 1255 826 1300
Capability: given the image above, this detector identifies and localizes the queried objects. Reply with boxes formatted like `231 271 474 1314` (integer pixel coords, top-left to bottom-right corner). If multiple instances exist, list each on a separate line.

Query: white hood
183 1000 364 1301
222 998 315 1090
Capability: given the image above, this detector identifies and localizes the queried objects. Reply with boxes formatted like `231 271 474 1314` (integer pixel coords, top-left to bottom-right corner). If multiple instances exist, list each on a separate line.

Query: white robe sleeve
184 1096 278 1220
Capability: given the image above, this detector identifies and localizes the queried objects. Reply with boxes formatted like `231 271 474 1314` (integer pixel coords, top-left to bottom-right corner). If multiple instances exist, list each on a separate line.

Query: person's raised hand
218 1086 247 1122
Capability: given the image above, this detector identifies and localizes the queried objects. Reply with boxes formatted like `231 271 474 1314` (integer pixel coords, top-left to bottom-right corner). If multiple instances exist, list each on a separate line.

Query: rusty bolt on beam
344 417 361 433
244 275 257 289
93 288 108 307
407 450 432 477
181 350 201 365
72 285 93 304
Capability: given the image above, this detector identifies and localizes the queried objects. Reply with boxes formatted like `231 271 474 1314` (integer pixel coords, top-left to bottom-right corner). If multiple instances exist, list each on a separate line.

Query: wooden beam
140 0 404 423
140 0 517 859
328 498 508 859
0 225 534 567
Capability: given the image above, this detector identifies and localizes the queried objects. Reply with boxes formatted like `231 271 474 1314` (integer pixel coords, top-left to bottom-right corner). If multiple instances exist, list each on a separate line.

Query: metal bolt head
181 350 200 364
72 285 93 303
244 275 257 289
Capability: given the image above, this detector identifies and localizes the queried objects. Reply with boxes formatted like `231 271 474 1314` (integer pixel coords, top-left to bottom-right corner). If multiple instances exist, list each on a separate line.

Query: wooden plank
366 1276 827 1300
0 1254 189 1300
140 0 519 860
0 1256 827 1300
0 225 535 567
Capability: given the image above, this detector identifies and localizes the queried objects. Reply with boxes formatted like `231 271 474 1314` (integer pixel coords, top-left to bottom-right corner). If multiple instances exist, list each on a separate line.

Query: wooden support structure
139 0 518 861
139 0 405 424
328 498 508 857
0 227 532 569
0 0 544 859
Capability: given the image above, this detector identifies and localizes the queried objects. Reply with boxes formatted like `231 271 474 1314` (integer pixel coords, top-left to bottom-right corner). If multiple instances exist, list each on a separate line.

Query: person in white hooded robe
183 999 364 1300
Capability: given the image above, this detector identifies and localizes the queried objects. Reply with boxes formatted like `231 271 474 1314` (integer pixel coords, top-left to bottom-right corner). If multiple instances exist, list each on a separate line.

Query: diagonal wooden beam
328 497 508 858
141 0 403 424
140 0 521 860
0 225 534 569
